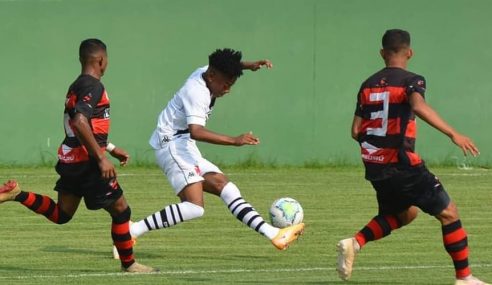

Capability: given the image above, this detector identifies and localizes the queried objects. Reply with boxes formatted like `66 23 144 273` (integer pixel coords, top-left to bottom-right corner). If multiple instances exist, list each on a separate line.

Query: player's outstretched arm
409 92 480 156
72 113 116 178
241 60 273 71
189 124 259 146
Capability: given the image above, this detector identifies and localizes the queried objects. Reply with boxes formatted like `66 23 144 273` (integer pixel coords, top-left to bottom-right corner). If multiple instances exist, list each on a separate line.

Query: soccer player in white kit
128 48 304 252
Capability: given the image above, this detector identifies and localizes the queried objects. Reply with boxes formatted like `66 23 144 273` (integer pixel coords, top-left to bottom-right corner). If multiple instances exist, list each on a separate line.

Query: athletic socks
111 207 135 268
130 201 204 237
14 191 71 224
220 182 279 240
442 220 471 279
354 214 401 248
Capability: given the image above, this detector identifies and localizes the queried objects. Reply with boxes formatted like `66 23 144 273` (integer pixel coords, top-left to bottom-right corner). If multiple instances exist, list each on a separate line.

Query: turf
0 166 491 285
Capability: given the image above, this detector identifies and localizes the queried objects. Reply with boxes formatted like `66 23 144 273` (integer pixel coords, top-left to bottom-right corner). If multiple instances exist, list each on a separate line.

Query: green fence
1 0 490 166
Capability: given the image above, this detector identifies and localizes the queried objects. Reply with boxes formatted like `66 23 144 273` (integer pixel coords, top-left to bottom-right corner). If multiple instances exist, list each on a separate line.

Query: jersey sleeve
73 82 104 118
181 87 209 126
406 75 426 99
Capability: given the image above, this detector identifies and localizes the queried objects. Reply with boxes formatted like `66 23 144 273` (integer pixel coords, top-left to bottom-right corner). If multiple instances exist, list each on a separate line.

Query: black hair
208 48 243 78
382 29 411 53
79 38 107 62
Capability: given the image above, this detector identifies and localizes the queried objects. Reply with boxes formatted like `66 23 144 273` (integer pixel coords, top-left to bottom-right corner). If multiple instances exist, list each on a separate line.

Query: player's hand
451 133 480 157
234 131 260 146
249 60 273 71
109 147 130 166
98 156 117 179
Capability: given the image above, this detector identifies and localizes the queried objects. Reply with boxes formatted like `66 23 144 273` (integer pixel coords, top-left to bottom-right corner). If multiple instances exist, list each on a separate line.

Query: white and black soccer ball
269 197 304 228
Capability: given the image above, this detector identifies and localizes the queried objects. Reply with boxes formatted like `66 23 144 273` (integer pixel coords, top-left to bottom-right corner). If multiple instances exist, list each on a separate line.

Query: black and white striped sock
221 182 278 239
131 201 204 237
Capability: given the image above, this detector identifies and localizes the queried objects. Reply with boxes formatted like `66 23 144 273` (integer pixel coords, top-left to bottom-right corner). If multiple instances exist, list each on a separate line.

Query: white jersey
149 66 214 149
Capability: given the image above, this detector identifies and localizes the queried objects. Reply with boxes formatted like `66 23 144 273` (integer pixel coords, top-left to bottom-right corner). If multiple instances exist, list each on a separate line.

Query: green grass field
0 166 491 285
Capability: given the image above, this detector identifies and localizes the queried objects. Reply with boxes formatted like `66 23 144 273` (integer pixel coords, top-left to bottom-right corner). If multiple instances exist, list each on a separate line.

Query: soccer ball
269 197 304 228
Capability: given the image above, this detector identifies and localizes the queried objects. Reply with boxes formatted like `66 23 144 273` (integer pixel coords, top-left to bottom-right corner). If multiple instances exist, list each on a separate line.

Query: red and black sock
355 214 401 248
442 220 470 279
14 191 71 224
111 207 135 268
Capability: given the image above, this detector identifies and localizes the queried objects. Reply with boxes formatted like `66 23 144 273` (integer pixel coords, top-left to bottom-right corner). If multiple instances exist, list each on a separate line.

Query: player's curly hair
382 29 410 53
79 38 107 63
208 48 243 78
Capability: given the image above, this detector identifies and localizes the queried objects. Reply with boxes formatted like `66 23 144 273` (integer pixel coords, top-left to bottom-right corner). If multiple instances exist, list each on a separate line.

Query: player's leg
435 202 489 285
201 168 304 250
337 177 414 281
413 168 489 285
130 182 205 238
436 203 489 285
354 206 417 249
0 179 77 224
130 139 207 238
105 194 157 273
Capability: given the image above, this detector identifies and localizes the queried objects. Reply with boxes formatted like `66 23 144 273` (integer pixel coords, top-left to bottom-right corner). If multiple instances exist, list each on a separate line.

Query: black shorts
370 166 450 216
54 161 123 210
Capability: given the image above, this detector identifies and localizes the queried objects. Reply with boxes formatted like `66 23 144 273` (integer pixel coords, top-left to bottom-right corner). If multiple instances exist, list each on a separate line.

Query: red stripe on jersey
57 145 90 163
386 118 401 135
361 118 402 135
97 90 110 106
405 151 422 166
405 120 417 138
360 86 407 105
91 118 110 135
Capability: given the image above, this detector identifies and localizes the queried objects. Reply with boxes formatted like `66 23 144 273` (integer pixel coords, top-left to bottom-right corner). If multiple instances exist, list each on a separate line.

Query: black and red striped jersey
56 75 110 173
354 67 426 181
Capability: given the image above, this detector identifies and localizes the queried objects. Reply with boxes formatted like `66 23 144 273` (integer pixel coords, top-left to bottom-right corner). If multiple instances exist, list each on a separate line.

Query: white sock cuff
180 201 204 219
220 182 241 204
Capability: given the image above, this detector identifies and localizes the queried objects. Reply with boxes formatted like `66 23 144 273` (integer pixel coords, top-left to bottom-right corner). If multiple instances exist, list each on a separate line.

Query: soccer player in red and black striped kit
336 29 488 285
0 39 156 273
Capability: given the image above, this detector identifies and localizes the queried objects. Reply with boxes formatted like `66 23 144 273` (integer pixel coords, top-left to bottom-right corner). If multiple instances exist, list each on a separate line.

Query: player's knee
111 206 131 224
56 209 73 225
399 207 419 226
204 173 229 192
435 201 460 225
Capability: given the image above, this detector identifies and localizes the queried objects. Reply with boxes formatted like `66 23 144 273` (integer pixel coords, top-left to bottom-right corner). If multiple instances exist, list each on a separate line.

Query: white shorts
154 135 222 194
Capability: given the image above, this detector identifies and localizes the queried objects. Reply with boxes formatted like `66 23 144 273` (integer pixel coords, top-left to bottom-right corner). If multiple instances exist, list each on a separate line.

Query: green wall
1 0 491 166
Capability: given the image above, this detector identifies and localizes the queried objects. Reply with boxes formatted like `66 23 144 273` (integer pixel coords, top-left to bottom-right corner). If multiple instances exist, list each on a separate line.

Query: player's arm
351 115 363 141
189 124 259 146
409 92 479 156
241 60 273 71
71 113 116 178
